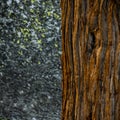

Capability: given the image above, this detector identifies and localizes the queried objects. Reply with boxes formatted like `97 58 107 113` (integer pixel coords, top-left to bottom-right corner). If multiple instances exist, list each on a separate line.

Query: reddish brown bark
61 0 120 120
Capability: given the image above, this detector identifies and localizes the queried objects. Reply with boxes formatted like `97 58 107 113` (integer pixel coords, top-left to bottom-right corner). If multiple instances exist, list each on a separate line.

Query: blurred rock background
0 0 61 120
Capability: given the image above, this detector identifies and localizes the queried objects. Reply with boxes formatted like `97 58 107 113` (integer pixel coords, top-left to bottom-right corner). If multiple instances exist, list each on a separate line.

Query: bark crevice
61 0 120 119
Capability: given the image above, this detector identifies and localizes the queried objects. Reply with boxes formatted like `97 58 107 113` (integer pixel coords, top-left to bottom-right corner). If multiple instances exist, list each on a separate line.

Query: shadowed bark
61 0 120 120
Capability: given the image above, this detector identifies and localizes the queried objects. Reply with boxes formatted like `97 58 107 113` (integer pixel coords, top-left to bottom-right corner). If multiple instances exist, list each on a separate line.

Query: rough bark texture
61 0 120 120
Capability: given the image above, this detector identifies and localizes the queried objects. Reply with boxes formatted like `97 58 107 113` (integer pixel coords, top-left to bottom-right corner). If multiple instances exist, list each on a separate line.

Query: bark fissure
61 0 120 119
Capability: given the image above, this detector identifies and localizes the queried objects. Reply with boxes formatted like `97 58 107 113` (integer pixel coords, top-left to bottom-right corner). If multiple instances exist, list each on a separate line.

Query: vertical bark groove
61 0 120 119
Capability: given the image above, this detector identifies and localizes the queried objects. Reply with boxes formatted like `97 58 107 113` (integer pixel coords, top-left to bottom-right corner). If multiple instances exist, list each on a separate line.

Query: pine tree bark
61 0 120 120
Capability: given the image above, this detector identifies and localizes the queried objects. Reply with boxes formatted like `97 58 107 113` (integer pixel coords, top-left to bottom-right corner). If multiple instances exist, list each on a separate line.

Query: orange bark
61 0 120 120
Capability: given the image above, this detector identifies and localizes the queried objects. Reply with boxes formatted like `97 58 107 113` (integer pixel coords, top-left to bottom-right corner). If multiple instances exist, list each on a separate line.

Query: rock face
0 0 62 120
0 64 62 120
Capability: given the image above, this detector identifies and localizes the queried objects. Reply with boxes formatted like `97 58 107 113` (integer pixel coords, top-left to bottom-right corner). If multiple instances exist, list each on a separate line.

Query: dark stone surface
0 1 62 119
0 63 62 120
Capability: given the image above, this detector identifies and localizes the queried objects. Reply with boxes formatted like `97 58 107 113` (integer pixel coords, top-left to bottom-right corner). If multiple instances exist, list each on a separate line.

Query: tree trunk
61 0 120 120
